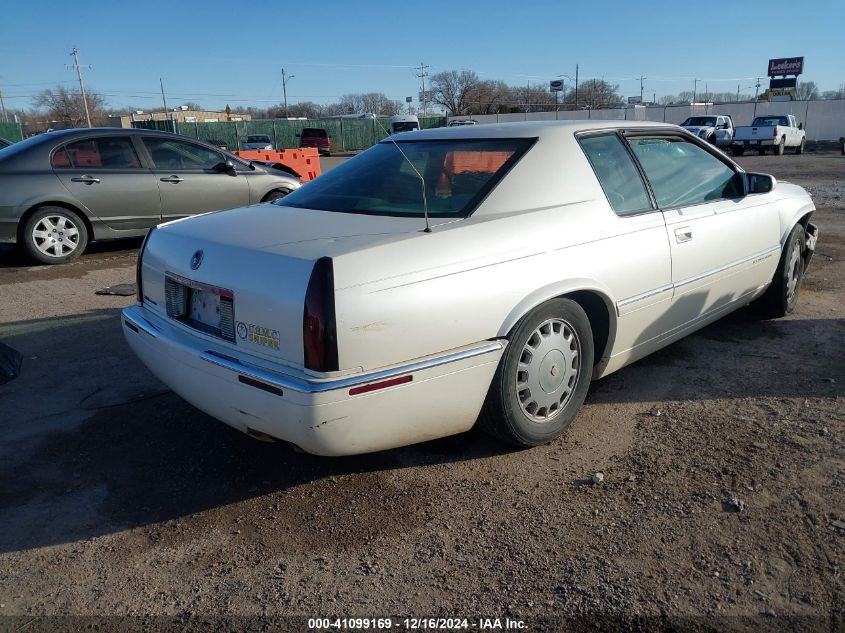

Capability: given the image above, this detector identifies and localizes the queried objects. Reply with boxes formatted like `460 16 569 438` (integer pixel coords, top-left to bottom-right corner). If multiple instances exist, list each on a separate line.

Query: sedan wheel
516 318 581 422
755 223 805 317
479 298 594 447
22 207 89 265
262 188 291 203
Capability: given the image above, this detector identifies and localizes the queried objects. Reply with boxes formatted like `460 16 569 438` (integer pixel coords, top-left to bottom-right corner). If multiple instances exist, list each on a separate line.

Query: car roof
390 119 677 141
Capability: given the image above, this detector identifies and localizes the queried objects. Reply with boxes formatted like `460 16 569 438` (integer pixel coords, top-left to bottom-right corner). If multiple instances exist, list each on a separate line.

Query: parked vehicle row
0 128 300 264
123 120 816 456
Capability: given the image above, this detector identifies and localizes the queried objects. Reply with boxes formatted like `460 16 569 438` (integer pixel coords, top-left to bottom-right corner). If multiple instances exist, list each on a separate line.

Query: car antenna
373 117 432 233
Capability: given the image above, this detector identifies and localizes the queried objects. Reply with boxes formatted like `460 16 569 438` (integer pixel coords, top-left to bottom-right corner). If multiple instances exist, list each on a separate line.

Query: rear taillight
773 128 778 137
303 257 338 372
136 227 155 303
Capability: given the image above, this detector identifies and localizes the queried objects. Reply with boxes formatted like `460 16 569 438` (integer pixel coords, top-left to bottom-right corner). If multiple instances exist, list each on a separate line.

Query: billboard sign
405 96 413 103
418 91 434 103
549 80 564 92
768 88 796 101
769 77 797 89
768 57 804 77
627 95 643 104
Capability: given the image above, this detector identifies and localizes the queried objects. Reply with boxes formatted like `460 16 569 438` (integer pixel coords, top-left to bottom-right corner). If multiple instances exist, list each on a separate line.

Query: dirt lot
0 153 842 632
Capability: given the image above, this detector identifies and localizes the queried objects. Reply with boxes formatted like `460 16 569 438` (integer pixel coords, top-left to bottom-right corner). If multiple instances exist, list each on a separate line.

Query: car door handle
70 175 100 185
160 175 184 183
674 226 693 243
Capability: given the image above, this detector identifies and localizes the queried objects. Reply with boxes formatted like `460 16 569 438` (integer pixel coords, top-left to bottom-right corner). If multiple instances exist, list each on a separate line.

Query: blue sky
2 0 843 113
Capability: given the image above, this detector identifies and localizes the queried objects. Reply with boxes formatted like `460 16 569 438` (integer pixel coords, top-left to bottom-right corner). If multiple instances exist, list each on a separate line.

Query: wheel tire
756 224 806 318
759 146 767 155
733 146 745 156
262 188 291 203
21 206 88 265
795 139 805 155
775 138 785 155
709 133 718 145
478 298 594 447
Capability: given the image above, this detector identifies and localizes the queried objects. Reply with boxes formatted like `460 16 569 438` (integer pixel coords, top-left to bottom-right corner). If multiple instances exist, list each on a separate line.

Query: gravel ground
0 153 842 633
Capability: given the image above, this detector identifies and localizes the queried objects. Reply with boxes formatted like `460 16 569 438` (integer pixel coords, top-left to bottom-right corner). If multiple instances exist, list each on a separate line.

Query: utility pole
574 64 579 110
417 62 429 118
526 80 530 113
70 48 92 128
281 68 295 118
0 90 7 123
754 77 760 100
692 78 699 104
638 75 646 102
159 78 175 132
159 78 169 113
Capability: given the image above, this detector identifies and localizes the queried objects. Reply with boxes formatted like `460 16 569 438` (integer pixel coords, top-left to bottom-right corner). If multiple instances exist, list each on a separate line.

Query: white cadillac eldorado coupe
123 121 817 456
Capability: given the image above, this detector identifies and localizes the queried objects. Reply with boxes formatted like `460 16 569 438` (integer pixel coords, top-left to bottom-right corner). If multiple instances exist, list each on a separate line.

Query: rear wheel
261 188 292 203
756 224 806 317
21 206 88 265
775 137 785 155
478 298 594 447
732 146 745 156
795 138 805 155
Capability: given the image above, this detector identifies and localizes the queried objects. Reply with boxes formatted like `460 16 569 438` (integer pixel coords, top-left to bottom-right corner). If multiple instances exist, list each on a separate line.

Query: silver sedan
0 128 300 264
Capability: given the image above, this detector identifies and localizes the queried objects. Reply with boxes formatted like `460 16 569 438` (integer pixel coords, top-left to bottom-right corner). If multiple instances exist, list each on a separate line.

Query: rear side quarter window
578 133 653 216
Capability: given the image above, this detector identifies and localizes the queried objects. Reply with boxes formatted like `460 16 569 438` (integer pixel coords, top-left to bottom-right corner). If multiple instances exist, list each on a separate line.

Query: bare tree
430 70 479 115
32 86 107 127
283 101 324 119
795 81 819 100
821 88 845 99
360 93 403 116
561 79 621 109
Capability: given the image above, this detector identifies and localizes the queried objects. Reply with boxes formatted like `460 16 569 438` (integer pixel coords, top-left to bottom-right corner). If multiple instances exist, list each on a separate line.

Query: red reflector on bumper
349 375 412 396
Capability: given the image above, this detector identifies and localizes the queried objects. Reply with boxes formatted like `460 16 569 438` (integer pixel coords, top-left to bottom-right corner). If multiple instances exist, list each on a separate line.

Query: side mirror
213 161 237 176
798 122 803 130
746 172 776 194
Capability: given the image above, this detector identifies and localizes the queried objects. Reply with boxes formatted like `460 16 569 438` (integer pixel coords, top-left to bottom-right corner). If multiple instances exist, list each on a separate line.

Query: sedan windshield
279 138 534 218
246 135 271 143
682 117 717 126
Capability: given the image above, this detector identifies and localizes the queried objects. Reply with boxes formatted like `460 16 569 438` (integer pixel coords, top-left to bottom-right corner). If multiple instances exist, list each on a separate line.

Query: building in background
107 107 252 128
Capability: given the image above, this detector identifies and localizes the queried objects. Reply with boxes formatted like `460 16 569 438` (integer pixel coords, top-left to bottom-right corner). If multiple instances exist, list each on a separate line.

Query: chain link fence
0 121 24 143
132 117 446 152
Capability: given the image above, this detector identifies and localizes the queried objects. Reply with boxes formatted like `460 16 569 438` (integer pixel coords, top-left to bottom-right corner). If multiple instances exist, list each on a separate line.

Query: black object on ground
95 283 136 296
0 341 22 385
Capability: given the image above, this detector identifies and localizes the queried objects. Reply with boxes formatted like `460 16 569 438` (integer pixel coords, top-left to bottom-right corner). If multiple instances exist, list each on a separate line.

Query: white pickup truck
732 114 806 156
680 115 734 147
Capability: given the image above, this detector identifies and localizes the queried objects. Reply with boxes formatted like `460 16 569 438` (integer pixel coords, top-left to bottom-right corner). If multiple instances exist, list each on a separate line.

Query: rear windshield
301 128 327 138
246 135 271 143
752 116 789 127
682 117 717 126
392 122 419 133
279 138 534 218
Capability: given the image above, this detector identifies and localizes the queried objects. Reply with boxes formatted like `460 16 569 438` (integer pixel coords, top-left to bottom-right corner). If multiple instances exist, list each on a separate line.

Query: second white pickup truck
732 114 806 156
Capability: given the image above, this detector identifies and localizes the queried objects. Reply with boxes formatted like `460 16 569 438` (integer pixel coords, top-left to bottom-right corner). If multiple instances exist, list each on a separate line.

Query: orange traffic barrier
235 148 321 182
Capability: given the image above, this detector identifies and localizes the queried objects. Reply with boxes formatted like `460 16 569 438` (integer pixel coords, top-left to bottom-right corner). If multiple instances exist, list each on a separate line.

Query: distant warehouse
108 106 252 128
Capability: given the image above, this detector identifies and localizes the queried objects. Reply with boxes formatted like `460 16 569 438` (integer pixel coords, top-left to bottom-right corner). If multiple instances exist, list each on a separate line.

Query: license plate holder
165 273 235 342
189 288 221 330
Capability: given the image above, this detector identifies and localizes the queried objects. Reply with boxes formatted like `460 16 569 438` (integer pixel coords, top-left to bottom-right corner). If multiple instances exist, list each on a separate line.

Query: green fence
132 116 446 152
0 121 24 143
